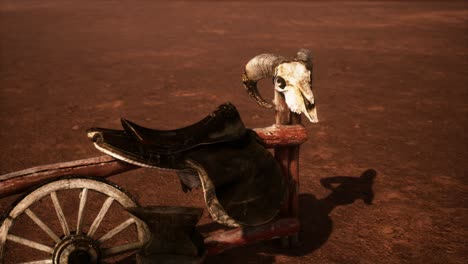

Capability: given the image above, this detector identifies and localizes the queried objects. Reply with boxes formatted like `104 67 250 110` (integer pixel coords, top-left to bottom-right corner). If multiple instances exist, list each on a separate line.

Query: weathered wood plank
204 218 300 255
253 125 308 147
0 156 137 198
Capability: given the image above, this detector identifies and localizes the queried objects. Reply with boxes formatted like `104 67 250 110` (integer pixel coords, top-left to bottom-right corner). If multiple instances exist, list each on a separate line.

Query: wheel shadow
206 169 377 262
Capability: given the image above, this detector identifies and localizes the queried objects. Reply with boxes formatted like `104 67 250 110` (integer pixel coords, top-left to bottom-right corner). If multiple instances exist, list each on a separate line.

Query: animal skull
274 62 317 122
242 49 318 123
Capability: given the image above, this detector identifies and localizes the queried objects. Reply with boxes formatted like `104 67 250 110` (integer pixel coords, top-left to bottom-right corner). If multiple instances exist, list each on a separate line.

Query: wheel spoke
87 197 114 237
98 218 135 243
19 260 53 264
25 209 60 243
6 234 54 253
76 188 88 234
101 241 144 258
50 191 70 236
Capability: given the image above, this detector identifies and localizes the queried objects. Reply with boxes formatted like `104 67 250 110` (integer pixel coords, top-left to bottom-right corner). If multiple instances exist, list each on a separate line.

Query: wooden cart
0 94 307 263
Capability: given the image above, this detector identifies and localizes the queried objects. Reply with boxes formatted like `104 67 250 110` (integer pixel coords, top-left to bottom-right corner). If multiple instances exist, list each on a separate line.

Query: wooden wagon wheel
0 176 150 264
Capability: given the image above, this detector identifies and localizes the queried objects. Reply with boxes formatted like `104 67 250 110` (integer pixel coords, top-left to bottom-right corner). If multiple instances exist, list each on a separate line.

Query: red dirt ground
0 1 467 263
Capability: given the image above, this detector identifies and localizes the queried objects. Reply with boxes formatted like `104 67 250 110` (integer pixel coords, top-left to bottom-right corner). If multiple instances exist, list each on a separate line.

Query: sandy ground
0 1 467 263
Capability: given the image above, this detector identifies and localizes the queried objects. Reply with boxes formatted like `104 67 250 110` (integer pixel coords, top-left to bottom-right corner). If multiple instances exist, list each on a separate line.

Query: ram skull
242 49 318 123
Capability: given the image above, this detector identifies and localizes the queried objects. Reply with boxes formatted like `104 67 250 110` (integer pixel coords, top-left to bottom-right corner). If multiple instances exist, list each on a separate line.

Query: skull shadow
268 168 377 257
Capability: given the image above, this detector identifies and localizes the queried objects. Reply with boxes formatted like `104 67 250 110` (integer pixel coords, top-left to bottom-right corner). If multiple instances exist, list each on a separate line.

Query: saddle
87 103 286 227
87 103 246 170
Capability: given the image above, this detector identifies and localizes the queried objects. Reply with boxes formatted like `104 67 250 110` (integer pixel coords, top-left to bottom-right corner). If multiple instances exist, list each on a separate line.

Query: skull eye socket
275 76 286 89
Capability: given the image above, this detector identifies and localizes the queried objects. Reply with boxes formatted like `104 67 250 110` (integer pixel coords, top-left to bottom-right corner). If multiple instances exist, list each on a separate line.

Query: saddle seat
121 103 246 154
87 103 246 170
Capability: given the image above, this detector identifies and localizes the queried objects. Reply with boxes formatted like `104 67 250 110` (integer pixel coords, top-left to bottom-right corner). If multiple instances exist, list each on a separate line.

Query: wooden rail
205 218 300 255
0 156 136 198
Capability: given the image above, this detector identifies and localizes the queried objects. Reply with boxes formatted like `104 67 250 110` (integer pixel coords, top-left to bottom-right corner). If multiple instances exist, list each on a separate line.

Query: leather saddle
87 103 286 227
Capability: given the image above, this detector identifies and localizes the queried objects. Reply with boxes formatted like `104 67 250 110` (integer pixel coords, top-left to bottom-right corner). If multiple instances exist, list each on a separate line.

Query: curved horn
242 53 286 108
294 49 313 72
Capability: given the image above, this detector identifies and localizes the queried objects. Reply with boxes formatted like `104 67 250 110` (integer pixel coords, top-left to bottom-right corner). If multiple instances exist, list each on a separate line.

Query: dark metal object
128 206 205 264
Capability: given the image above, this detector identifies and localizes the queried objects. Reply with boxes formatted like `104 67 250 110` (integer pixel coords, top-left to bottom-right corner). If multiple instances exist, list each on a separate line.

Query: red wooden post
273 91 304 247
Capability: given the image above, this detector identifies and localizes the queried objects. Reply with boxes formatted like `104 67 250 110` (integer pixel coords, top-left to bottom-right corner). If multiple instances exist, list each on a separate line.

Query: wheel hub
53 234 100 264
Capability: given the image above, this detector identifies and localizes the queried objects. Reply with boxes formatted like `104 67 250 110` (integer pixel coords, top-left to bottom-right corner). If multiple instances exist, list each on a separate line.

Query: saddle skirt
87 103 286 227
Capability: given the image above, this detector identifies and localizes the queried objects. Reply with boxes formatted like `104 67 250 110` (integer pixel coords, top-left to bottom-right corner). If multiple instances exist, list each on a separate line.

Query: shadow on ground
111 169 377 263
206 169 377 263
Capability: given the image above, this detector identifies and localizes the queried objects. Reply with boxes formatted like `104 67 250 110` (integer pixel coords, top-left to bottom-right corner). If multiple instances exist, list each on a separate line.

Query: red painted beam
253 125 308 148
0 155 137 198
204 218 300 255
